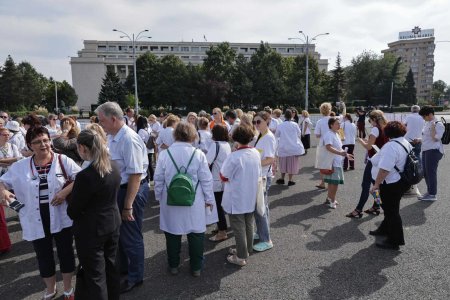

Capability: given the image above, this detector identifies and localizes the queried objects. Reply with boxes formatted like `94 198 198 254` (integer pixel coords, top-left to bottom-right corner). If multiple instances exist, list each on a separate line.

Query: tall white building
71 40 329 110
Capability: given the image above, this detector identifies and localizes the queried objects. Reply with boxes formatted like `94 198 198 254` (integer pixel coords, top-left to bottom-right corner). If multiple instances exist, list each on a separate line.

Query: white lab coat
220 147 261 214
154 142 214 235
0 154 81 241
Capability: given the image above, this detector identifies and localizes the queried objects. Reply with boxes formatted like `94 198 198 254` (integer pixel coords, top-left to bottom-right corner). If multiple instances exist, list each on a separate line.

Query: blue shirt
108 124 148 184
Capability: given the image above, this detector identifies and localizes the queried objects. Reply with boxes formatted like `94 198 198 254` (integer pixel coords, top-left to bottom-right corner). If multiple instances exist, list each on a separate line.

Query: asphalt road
1 136 450 300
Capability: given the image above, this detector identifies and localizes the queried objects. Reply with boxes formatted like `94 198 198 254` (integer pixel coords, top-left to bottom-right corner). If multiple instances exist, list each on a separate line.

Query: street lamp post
289 31 329 111
113 29 151 114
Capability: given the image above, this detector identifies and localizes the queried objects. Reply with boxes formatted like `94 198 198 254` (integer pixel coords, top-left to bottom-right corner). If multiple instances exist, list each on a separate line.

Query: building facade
71 40 328 110
382 27 435 102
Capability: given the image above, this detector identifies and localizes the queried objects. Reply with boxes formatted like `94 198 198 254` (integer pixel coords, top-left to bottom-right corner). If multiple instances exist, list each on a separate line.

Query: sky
1 0 450 85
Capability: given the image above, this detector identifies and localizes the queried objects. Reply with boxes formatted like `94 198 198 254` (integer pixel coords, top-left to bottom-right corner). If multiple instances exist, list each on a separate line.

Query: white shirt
314 116 331 141
150 121 161 134
0 154 81 241
124 116 135 131
341 120 357 145
370 126 380 138
206 141 231 192
421 117 445 154
404 113 425 142
220 147 261 214
323 131 344 167
299 117 312 135
138 127 154 154
196 130 212 153
8 132 26 151
45 125 61 139
228 118 241 135
251 130 276 177
275 120 305 157
154 142 214 235
0 143 21 175
108 124 148 185
269 118 280 133
370 137 412 184
156 127 175 153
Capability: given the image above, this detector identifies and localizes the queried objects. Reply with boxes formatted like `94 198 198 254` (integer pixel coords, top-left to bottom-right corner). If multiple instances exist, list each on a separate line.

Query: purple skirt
278 156 300 174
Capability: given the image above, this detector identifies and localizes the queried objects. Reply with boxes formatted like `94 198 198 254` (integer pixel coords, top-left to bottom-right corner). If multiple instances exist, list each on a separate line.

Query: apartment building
382 27 435 102
71 40 329 110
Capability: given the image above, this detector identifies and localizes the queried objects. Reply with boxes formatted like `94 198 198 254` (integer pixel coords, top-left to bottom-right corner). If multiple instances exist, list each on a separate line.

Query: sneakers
328 201 337 209
63 288 74 300
404 185 421 196
417 193 429 200
227 254 247 266
419 194 437 201
253 241 273 252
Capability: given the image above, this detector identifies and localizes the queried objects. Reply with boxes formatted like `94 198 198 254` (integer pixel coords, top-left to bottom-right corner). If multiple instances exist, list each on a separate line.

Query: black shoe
287 181 296 186
120 280 143 294
376 240 400 250
369 230 386 236
276 179 285 185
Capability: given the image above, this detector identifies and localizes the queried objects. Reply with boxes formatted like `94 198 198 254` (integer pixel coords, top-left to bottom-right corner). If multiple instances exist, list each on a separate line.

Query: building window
200 47 209 51
98 45 107 51
181 47 189 52
150 46 158 51
106 65 115 72
278 48 286 53
140 46 148 51
161 46 169 51
171 46 179 51
180 55 189 59
191 47 200 52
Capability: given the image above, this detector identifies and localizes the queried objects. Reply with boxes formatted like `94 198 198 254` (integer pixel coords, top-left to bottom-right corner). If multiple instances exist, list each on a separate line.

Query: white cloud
1 0 449 85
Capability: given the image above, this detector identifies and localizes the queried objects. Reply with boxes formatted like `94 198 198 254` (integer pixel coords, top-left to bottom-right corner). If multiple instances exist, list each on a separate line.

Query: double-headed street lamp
289 31 329 111
113 29 151 114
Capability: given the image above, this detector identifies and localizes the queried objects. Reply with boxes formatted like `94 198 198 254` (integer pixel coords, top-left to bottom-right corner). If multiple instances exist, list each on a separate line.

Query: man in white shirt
225 110 240 135
404 105 425 196
123 108 136 131
95 102 149 293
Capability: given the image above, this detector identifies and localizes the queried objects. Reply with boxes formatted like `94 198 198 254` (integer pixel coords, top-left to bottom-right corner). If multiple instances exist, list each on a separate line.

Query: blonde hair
301 110 310 118
319 102 332 116
148 114 157 122
85 123 107 145
369 110 388 127
273 109 282 118
77 129 112 177
235 109 244 119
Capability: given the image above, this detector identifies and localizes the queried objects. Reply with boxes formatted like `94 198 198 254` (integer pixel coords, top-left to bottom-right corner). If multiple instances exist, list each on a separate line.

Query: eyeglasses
0 116 7 119
30 139 51 145
212 112 218 115
50 118 57 121
0 134 9 137
252 120 262 125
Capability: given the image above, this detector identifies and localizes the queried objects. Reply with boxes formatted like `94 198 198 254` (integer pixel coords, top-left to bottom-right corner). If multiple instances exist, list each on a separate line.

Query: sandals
364 207 380 215
276 179 285 185
316 184 326 190
346 209 363 219
209 234 228 242
226 254 247 266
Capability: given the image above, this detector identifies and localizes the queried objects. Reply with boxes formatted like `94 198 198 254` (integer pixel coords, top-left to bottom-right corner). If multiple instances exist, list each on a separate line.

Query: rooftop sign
399 27 434 40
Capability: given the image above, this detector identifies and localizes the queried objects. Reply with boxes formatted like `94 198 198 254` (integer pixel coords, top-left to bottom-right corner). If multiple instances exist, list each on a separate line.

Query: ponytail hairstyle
77 128 112 177
368 110 387 128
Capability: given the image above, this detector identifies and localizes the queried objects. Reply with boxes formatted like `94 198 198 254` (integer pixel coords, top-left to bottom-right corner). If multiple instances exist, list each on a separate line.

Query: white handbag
315 144 335 172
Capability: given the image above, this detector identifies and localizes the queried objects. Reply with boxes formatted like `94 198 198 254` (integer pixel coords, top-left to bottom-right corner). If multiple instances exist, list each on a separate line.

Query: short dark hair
328 117 339 129
284 109 293 120
383 121 406 138
211 124 229 142
22 114 42 127
419 105 435 116
232 125 255 145
225 110 237 120
25 126 50 147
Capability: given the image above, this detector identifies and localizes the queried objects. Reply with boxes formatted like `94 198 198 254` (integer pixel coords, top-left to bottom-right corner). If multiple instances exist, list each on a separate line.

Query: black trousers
214 191 228 231
342 144 355 170
147 153 154 181
74 229 120 300
377 180 409 246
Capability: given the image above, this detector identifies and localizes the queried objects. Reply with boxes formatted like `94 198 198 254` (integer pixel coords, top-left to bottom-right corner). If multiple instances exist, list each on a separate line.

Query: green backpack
166 148 199 206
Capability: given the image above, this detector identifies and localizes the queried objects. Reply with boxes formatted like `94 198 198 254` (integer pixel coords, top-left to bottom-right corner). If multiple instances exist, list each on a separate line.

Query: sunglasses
0 116 7 119
252 120 262 125
212 112 218 115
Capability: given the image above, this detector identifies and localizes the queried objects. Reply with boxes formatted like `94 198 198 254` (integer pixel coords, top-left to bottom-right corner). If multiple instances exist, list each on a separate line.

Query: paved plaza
1 136 449 299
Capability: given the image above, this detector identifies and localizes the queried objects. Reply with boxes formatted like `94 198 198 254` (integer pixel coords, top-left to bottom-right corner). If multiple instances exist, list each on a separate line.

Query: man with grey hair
404 104 425 196
95 101 149 293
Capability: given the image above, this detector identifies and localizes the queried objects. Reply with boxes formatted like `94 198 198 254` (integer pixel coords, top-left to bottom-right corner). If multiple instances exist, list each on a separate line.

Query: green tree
402 68 417 104
229 54 252 108
98 68 127 108
330 52 346 102
44 79 78 112
250 42 285 108
432 80 447 104
184 64 205 111
284 56 305 107
0 55 21 110
17 62 48 109
154 55 188 109
131 52 160 109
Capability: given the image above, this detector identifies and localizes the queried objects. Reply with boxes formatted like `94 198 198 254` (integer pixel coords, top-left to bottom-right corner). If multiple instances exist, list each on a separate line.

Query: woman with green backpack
154 122 215 277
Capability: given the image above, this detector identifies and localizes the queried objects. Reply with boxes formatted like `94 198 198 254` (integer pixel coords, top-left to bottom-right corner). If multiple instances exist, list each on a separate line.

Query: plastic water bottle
371 189 382 205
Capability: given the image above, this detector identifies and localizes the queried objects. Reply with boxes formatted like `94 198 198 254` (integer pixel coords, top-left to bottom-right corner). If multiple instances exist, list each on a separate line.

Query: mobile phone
8 199 25 212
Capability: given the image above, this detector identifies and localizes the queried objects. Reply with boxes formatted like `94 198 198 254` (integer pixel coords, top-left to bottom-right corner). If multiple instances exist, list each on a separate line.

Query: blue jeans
255 177 272 243
355 161 379 211
117 181 149 284
422 149 443 195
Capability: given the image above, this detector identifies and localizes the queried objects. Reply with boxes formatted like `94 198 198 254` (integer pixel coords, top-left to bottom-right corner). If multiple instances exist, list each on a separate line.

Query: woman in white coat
0 126 80 300
154 122 214 277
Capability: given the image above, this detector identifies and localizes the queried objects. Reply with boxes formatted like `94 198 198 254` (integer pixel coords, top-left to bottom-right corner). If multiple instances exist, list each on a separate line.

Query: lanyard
30 153 54 180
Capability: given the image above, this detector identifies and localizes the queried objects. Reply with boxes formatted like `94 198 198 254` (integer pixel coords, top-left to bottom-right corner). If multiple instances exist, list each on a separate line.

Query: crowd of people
0 102 446 299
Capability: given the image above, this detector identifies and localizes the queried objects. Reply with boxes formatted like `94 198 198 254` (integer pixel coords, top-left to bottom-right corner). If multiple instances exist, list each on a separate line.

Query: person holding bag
154 122 214 277
322 117 353 209
206 124 231 242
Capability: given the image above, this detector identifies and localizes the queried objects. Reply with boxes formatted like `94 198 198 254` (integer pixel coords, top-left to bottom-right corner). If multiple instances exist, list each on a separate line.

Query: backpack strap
392 140 408 172
166 149 180 173
254 133 262 147
209 142 220 170
58 154 69 181
185 148 198 171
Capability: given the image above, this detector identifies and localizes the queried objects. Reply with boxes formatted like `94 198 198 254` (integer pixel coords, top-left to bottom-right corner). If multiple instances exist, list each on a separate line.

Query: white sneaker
419 194 437 201
417 193 429 200
404 185 420 196
328 201 337 209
